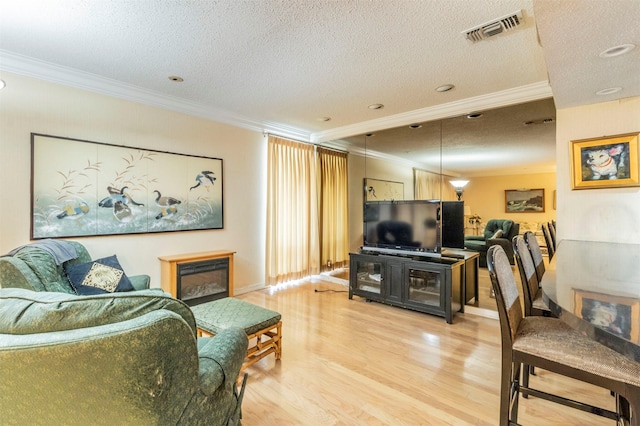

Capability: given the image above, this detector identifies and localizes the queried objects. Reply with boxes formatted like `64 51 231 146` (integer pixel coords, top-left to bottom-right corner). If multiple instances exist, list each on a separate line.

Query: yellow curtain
266 137 319 284
318 148 349 271
413 168 457 201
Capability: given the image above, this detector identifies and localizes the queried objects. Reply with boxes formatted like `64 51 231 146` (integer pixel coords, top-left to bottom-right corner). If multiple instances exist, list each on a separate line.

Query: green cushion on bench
191 297 281 336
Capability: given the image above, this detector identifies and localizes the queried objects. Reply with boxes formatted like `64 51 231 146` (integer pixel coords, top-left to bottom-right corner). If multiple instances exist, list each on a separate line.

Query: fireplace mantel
159 250 235 301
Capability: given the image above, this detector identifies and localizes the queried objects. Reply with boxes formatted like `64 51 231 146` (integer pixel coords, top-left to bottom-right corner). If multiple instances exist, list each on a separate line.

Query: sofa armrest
0 256 46 291
129 274 151 290
464 235 485 241
197 328 248 396
0 288 197 335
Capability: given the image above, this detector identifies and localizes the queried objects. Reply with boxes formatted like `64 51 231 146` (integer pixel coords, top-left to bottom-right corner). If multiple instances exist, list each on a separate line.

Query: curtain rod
263 132 348 154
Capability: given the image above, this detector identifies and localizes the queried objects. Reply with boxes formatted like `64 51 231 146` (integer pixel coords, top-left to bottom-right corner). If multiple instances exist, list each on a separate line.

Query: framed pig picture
570 132 639 190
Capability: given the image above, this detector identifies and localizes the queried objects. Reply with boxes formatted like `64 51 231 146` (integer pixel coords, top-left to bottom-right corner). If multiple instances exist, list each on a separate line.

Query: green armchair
0 288 249 425
0 240 150 293
464 219 519 267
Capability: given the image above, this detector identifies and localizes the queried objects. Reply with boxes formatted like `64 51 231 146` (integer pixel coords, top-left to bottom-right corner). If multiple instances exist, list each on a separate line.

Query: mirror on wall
333 98 556 311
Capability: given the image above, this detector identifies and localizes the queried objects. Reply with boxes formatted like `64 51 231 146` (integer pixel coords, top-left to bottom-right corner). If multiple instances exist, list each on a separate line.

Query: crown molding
321 139 556 177
310 81 554 143
322 141 456 176
0 50 312 142
0 50 552 145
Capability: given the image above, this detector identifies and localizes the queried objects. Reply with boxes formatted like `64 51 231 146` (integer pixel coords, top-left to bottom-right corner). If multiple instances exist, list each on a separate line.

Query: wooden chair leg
522 364 530 399
499 356 514 426
511 362 521 425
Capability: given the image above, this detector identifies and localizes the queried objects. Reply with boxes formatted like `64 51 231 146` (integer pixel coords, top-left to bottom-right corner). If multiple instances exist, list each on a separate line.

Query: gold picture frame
570 131 640 190
573 289 640 343
504 188 545 213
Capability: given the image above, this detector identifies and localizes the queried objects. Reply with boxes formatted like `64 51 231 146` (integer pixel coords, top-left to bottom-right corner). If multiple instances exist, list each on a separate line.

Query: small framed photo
570 132 640 190
504 189 545 213
573 289 640 343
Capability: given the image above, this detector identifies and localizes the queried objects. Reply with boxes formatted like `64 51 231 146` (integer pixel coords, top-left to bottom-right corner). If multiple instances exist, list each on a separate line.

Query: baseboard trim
463 305 499 320
234 282 266 295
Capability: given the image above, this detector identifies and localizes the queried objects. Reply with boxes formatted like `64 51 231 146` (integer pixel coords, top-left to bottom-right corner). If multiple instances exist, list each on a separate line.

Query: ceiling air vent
463 10 524 42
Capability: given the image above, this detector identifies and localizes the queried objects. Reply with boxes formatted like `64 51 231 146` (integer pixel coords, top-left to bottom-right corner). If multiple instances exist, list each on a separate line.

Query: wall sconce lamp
450 180 469 201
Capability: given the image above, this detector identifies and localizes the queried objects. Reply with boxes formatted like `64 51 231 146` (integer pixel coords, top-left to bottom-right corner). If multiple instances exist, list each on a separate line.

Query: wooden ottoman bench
191 297 282 372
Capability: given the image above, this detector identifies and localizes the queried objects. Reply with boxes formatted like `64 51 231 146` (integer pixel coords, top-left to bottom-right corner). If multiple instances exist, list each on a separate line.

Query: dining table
541 239 640 362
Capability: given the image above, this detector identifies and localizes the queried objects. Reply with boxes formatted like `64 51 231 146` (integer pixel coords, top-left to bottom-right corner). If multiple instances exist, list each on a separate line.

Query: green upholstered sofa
464 219 519 267
0 240 150 293
0 288 249 425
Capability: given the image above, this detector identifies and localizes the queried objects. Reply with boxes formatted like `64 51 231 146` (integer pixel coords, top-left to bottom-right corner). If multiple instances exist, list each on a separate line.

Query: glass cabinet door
406 267 441 307
353 258 383 295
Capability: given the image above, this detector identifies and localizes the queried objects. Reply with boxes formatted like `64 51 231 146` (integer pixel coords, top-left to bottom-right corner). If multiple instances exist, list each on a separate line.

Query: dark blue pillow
65 255 134 295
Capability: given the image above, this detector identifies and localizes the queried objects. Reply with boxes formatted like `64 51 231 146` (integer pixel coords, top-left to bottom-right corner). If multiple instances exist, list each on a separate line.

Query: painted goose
113 201 133 223
99 186 144 208
153 190 181 207
189 171 216 191
56 202 90 219
155 205 178 220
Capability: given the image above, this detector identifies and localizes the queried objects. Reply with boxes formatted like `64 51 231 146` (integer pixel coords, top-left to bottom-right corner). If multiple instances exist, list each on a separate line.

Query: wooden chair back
524 231 545 283
487 245 523 344
548 221 557 249
542 223 555 260
512 235 539 316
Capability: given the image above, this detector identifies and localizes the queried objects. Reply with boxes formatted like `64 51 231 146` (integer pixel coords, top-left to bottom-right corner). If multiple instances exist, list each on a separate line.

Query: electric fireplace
158 250 235 306
177 258 229 306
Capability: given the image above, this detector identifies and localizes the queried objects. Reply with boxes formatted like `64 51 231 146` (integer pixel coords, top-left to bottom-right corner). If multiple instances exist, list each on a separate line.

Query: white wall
0 72 267 293
556 97 640 243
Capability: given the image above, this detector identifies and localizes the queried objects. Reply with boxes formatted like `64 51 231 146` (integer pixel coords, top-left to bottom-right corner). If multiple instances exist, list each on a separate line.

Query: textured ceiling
533 0 640 109
337 98 557 176
0 0 637 174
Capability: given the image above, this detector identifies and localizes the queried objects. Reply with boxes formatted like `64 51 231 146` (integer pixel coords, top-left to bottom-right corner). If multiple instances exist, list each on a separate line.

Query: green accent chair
0 240 150 293
464 219 520 267
0 288 249 425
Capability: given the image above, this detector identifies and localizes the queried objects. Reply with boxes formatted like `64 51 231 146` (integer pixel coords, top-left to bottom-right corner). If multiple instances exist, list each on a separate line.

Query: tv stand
349 250 465 323
359 246 441 259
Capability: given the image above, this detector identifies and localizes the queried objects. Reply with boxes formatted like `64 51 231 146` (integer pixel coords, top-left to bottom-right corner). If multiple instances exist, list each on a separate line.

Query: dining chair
512 235 550 317
548 221 557 250
524 231 545 283
542 223 555 260
512 234 553 391
487 245 640 426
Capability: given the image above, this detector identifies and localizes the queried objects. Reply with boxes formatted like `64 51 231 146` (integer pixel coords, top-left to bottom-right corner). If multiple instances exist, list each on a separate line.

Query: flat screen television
441 201 465 249
363 200 441 253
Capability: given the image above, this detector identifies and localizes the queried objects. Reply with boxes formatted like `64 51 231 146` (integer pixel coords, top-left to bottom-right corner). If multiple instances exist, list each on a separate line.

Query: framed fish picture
31 133 224 239
570 132 639 190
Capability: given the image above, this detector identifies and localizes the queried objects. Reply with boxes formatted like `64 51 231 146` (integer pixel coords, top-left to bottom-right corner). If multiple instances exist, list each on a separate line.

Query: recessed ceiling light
317 117 331 122
436 84 455 92
409 124 422 129
168 76 184 82
466 113 483 119
599 44 635 58
368 104 384 110
596 87 622 96
0 79 5 90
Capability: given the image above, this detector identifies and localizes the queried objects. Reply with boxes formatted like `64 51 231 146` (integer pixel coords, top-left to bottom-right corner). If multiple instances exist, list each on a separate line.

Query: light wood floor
235 279 615 425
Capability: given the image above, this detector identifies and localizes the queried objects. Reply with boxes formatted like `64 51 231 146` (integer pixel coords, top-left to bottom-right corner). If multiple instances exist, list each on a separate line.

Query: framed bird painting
31 133 224 239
